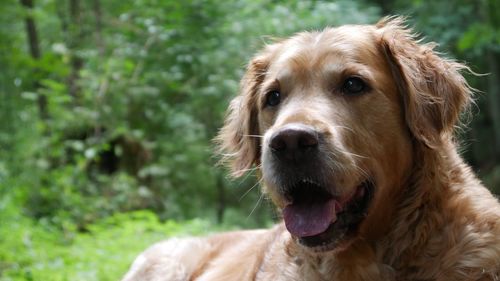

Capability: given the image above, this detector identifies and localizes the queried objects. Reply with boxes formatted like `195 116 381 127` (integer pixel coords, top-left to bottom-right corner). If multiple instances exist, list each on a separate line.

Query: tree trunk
93 0 105 56
482 0 500 161
55 0 68 38
68 0 83 100
19 0 48 119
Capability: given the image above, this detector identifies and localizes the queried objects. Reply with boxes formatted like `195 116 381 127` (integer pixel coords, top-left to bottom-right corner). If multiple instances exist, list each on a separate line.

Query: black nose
269 124 319 161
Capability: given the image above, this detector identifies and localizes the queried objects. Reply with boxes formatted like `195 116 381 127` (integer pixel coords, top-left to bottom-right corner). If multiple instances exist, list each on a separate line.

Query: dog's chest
255 240 396 281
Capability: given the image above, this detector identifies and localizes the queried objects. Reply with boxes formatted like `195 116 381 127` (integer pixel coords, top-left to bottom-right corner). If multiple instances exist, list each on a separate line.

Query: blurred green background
0 0 498 280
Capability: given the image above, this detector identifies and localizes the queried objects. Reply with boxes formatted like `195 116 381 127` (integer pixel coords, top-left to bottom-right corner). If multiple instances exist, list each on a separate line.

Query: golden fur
122 17 500 281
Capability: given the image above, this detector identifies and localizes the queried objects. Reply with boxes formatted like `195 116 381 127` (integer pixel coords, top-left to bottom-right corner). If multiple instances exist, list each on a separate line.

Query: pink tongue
283 198 338 238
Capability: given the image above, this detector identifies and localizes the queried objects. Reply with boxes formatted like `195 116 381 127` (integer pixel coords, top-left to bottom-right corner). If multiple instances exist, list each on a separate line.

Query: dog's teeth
302 179 317 185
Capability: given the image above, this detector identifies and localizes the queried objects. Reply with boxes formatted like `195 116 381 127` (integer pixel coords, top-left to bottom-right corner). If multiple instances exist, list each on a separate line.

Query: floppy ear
377 17 473 148
216 55 269 177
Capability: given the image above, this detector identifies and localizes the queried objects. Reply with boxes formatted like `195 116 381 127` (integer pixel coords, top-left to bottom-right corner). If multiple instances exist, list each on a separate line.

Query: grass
0 209 224 281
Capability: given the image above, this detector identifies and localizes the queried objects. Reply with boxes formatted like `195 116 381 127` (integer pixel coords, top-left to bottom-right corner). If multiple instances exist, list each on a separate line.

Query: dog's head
217 17 472 252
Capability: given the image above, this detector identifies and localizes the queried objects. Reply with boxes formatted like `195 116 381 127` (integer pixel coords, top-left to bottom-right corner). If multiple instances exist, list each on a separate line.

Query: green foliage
458 23 499 52
0 208 218 281
0 0 381 228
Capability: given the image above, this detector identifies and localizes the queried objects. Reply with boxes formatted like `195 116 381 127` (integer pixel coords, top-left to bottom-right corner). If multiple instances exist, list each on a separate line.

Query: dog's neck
376 139 478 273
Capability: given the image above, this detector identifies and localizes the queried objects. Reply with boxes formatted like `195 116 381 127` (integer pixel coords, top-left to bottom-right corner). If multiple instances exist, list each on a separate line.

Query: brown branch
67 0 83 100
93 0 105 56
19 0 48 119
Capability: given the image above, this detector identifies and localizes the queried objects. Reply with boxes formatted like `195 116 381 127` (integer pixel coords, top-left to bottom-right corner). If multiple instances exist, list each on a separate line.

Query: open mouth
282 179 374 252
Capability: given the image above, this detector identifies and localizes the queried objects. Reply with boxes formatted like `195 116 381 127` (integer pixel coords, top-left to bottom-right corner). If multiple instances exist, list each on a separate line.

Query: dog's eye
342 77 366 95
266 90 281 107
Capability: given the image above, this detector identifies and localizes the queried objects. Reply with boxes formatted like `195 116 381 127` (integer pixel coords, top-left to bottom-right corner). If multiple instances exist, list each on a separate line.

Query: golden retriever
122 17 500 281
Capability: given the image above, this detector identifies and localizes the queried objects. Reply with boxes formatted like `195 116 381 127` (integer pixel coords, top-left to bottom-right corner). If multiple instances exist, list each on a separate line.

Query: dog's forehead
269 25 380 76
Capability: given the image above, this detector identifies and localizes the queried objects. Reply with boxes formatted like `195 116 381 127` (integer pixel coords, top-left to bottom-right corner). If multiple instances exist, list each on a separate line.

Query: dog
122 17 500 281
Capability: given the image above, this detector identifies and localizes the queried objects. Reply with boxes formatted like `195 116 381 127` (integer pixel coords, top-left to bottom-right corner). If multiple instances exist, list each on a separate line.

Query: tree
20 0 48 119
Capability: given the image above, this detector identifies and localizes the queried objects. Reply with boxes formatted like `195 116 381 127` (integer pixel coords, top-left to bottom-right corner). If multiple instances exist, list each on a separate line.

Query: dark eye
342 77 366 95
266 90 281 107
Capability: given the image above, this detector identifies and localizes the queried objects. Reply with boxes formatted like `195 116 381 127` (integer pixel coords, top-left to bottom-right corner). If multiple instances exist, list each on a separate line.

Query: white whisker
242 134 264 138
235 164 262 188
247 192 265 220
325 150 370 181
236 165 260 173
336 149 369 159
333 125 355 133
239 178 263 201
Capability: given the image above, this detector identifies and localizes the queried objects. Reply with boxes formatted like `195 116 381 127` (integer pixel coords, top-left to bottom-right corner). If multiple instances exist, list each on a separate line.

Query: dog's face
218 18 470 253
257 26 413 252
